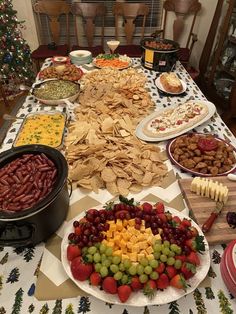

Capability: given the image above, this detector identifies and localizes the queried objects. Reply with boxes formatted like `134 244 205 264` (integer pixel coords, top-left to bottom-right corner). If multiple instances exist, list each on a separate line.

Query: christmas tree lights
0 0 35 98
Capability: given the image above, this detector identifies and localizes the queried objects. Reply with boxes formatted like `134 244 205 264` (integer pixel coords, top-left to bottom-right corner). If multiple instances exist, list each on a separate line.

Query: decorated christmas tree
0 0 34 98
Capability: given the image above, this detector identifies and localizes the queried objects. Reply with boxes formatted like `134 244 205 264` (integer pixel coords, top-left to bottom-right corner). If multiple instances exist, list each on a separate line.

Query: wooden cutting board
178 176 236 245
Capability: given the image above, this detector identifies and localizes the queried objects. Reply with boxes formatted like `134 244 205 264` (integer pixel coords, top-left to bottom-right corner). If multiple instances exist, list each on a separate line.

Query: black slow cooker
140 38 179 72
0 145 69 247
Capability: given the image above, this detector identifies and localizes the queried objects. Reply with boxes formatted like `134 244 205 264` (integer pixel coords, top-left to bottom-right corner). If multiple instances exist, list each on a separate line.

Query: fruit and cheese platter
61 196 210 306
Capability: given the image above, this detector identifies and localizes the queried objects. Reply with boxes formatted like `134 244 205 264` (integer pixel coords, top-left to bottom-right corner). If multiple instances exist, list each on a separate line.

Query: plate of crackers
167 132 236 176
38 64 83 81
93 54 132 70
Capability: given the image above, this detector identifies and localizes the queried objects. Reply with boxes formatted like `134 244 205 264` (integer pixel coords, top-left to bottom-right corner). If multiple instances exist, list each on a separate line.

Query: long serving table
0 59 236 313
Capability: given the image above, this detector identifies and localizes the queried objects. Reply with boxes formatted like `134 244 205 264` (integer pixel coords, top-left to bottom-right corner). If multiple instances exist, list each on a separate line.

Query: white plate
93 55 132 70
155 76 187 95
135 100 216 142
61 205 210 307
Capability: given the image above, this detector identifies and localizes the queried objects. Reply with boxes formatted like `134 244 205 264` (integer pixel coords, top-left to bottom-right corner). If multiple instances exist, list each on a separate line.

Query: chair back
162 0 201 49
71 2 106 48
33 0 71 45
113 3 149 44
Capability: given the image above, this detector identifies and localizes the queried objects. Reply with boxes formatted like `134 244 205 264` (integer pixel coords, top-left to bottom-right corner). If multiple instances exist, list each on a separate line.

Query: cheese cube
145 227 152 234
146 254 154 261
137 253 145 262
128 219 135 226
113 250 122 257
116 219 123 231
129 252 137 262
146 246 154 254
109 224 116 232
130 235 137 243
132 244 139 253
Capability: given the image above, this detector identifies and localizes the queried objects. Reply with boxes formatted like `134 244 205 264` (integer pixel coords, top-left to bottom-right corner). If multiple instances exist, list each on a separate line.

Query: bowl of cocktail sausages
0 145 69 247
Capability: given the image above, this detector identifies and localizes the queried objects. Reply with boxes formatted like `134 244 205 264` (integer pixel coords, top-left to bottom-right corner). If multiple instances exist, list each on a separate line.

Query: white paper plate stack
69 50 92 65
220 239 236 297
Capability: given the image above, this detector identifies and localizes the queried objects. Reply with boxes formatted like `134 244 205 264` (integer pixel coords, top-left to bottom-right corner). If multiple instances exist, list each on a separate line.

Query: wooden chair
153 0 201 67
70 2 106 57
31 0 71 72
112 3 149 57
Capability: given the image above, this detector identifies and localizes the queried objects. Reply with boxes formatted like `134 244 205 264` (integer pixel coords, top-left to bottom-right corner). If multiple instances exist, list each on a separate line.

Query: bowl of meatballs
167 133 236 176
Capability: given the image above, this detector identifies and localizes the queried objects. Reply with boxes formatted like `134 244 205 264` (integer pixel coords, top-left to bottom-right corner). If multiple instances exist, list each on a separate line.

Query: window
32 0 163 47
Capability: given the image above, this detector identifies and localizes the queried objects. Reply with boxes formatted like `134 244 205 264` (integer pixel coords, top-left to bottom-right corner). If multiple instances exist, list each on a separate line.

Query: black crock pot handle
0 223 36 247
67 178 73 198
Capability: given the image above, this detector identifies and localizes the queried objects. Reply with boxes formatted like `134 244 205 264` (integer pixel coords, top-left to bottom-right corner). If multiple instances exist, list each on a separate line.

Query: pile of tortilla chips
64 68 168 195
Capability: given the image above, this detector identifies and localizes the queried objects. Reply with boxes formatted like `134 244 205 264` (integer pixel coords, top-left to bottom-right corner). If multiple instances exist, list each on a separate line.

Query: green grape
82 247 88 255
167 257 175 266
168 251 175 257
86 254 93 263
123 259 132 269
155 239 162 245
160 254 168 263
105 247 113 256
121 274 129 284
153 243 162 252
93 252 101 263
129 265 137 276
170 244 179 252
162 247 170 256
175 247 182 255
139 274 148 283
110 264 119 273
140 257 148 267
100 266 108 278
101 254 107 262
94 242 100 249
149 259 158 268
137 264 144 275
112 255 121 265
119 263 125 272
102 259 111 267
144 265 152 275
95 263 102 272
154 252 161 260
88 246 97 255
174 259 182 269
99 243 107 253
114 271 123 281
150 271 159 280
163 240 170 247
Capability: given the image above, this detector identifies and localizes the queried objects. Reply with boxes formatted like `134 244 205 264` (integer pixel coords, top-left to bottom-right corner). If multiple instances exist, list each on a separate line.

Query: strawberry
189 226 199 237
181 218 191 228
158 213 167 223
102 277 117 294
155 202 164 214
181 262 196 280
187 251 200 266
155 262 165 274
142 202 153 214
71 259 93 281
67 244 81 261
74 226 82 236
117 285 132 303
130 276 143 291
165 265 177 279
172 216 181 225
143 280 156 299
156 273 169 290
90 272 101 286
185 235 205 253
170 274 187 291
